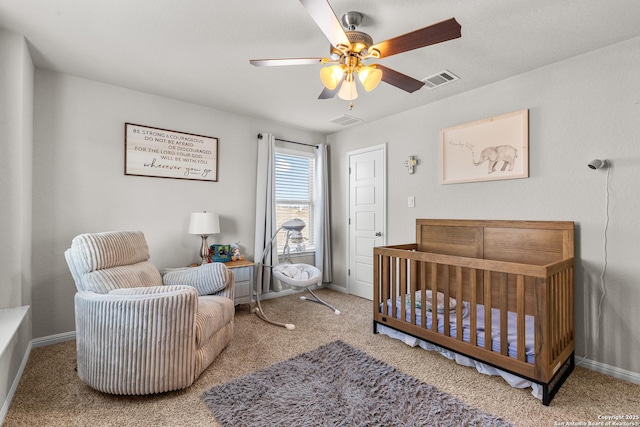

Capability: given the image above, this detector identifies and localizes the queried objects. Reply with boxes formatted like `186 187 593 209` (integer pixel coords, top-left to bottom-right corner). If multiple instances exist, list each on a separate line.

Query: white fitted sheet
384 293 535 363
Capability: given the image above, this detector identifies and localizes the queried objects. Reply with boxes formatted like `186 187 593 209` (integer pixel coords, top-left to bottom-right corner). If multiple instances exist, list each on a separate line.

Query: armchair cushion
65 231 162 293
108 284 196 299
195 296 235 347
83 261 162 294
162 263 230 296
71 231 150 271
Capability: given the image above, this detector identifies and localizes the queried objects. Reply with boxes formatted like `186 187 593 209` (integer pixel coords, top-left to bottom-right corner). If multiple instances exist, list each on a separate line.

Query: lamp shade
357 66 382 91
320 65 344 90
188 212 220 235
338 78 358 101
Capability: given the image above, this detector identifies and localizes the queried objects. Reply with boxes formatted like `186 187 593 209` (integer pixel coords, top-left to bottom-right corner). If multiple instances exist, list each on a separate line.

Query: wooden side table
224 260 254 305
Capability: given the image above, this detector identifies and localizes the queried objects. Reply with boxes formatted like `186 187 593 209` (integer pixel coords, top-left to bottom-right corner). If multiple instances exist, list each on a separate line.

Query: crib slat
567 268 575 341
375 253 381 314
516 275 526 361
563 272 568 354
456 266 463 341
409 260 420 324
562 272 568 351
397 258 406 324
559 272 565 351
430 263 438 333
470 269 477 346
384 256 393 320
420 261 427 328
443 266 450 337
405 259 415 325
534 278 548 377
556 273 562 358
564 269 571 348
484 270 492 351
569 267 575 342
500 273 508 356
558 271 569 350
552 273 559 358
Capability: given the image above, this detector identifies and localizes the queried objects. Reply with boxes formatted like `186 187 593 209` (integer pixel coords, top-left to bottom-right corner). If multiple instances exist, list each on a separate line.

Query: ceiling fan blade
318 74 345 99
250 58 324 67
299 0 351 49
318 86 338 99
376 64 425 93
371 18 461 58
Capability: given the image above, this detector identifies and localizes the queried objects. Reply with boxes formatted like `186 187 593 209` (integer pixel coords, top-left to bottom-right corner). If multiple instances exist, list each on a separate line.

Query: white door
347 144 386 300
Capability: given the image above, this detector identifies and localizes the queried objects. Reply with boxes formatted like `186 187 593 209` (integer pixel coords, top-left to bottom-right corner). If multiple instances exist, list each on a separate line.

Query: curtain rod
257 133 318 148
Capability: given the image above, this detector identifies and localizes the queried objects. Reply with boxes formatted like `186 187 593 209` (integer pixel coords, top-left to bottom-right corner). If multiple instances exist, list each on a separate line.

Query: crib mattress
384 294 535 363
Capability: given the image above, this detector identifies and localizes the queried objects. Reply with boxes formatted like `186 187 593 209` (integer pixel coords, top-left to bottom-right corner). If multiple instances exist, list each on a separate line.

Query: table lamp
188 211 220 264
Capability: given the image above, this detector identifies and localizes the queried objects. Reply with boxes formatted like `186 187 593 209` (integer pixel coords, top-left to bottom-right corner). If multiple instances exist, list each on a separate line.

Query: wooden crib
373 219 575 405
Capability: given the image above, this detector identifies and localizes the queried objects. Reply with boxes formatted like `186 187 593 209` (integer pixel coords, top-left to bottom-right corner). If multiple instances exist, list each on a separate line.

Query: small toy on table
230 242 245 261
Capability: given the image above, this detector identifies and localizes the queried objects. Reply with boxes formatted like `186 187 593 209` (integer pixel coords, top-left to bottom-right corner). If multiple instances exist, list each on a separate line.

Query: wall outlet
408 196 415 208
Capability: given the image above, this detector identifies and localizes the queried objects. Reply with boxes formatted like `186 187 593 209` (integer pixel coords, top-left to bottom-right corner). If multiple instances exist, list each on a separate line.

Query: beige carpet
5 289 640 426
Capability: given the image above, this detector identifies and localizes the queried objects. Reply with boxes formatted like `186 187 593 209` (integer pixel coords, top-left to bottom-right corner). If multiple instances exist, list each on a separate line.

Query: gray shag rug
203 340 512 426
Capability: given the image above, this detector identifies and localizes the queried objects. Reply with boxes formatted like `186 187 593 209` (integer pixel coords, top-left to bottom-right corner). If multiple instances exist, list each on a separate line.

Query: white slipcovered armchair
64 230 234 395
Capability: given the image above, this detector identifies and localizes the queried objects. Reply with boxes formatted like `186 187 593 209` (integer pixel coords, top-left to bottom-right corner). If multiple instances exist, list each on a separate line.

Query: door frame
346 143 387 296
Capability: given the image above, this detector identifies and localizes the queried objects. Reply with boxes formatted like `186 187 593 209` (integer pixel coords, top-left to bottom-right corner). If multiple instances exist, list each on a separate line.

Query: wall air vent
422 70 459 89
330 115 362 126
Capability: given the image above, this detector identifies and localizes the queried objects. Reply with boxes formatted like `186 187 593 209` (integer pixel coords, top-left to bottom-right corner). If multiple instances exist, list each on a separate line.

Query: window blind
274 151 315 253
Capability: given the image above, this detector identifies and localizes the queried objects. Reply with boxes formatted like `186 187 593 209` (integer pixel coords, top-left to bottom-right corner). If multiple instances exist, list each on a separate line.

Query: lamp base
199 235 210 265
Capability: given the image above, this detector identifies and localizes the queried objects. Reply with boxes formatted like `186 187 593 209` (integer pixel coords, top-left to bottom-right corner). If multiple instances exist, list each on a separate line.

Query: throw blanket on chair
163 263 229 295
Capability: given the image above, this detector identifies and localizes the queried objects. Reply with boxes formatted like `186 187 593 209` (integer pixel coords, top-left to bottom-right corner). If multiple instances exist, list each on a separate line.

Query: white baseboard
31 331 76 348
576 356 640 385
325 283 348 294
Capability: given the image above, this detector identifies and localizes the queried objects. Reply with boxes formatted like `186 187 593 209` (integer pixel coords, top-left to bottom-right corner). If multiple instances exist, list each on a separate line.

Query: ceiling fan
250 0 461 103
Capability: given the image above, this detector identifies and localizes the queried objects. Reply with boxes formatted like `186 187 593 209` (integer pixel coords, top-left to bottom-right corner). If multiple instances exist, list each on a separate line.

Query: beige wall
31 70 324 338
327 36 640 376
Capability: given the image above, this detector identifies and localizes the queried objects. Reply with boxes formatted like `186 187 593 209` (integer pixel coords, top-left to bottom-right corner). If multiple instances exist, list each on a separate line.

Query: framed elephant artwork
439 109 529 184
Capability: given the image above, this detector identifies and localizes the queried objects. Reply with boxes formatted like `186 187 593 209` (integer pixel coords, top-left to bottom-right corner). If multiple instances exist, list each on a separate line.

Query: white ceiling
1 0 640 135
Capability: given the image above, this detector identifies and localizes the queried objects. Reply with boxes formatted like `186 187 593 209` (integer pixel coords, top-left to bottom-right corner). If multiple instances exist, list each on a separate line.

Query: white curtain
314 143 332 283
254 133 280 294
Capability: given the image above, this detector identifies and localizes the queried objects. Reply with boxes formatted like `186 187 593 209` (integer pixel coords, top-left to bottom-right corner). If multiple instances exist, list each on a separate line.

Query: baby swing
253 219 340 330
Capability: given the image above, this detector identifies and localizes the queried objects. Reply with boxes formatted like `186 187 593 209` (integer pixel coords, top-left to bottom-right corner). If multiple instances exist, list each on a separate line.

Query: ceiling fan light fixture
357 65 382 91
250 2 461 103
338 78 358 100
320 65 344 90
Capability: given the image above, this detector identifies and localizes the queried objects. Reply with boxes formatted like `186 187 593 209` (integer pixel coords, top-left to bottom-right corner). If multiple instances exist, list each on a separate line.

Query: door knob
375 232 382 237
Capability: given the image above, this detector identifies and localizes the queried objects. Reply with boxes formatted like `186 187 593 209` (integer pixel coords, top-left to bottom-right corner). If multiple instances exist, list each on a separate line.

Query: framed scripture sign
125 123 218 182
439 109 528 184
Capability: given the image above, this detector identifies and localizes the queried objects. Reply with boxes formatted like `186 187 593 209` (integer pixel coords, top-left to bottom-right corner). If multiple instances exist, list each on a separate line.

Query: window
274 148 315 254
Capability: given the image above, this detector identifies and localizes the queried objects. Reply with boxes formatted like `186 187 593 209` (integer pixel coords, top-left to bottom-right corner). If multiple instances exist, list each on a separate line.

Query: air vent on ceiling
330 115 362 126
422 70 459 89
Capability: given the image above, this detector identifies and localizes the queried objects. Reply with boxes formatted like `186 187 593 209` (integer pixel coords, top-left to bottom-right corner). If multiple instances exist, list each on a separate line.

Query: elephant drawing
472 145 518 174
